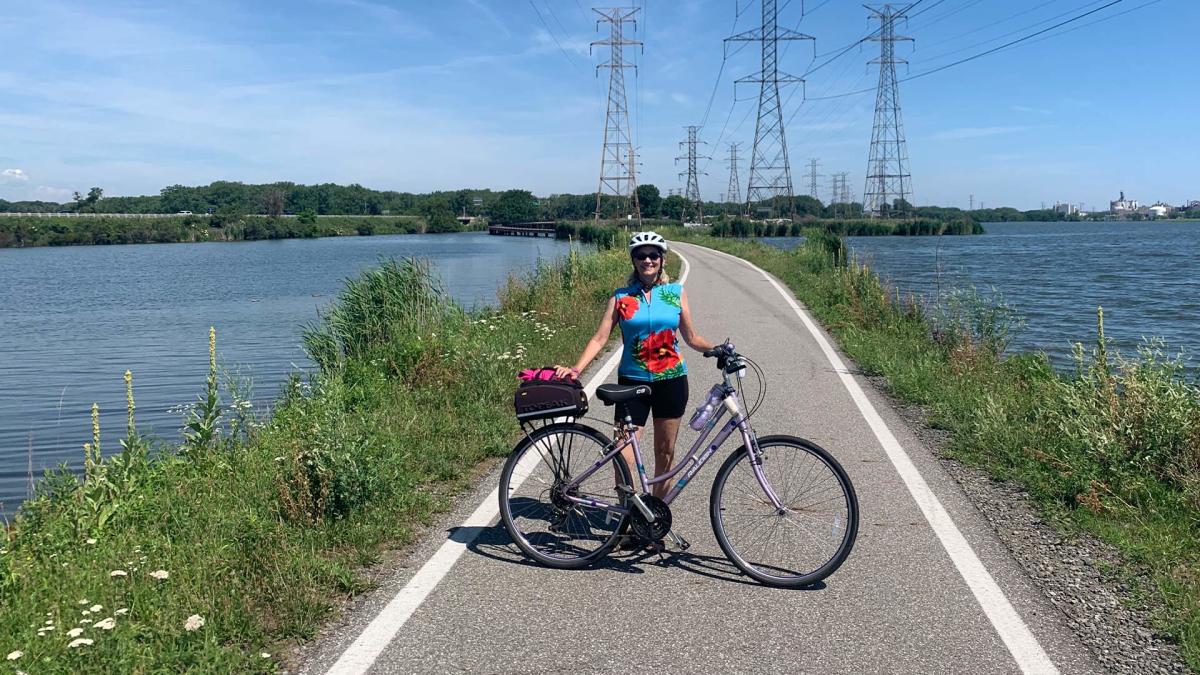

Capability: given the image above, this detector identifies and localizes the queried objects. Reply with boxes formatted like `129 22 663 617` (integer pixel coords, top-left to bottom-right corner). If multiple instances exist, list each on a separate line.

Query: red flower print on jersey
638 329 681 373
616 295 640 321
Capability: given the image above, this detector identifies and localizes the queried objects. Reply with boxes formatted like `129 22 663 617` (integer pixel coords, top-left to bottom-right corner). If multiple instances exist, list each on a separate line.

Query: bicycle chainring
628 495 672 542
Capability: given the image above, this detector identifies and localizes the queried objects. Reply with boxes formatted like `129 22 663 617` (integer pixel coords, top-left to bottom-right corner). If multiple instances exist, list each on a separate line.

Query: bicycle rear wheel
499 423 631 569
710 435 859 588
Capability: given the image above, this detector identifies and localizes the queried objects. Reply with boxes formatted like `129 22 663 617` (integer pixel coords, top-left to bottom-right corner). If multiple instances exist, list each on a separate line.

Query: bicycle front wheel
710 435 859 588
499 423 631 570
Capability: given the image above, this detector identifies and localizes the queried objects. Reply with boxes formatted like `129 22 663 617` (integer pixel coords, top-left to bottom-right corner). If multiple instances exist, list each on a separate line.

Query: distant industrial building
1109 190 1138 214
1054 202 1079 216
1141 202 1173 219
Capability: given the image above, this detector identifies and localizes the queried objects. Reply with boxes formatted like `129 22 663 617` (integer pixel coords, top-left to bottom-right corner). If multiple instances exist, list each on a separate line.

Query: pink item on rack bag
517 367 564 382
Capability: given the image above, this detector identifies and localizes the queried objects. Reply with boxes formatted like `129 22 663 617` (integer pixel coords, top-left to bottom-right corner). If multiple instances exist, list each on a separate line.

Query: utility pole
726 142 743 206
677 125 707 223
591 7 642 223
807 158 821 201
727 0 813 219
863 4 913 218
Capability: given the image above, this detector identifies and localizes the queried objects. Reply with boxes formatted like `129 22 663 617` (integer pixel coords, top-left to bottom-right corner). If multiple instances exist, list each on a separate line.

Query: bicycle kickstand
665 530 690 552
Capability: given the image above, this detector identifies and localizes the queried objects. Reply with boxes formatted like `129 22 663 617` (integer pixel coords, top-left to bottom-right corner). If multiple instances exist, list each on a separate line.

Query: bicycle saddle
595 383 651 406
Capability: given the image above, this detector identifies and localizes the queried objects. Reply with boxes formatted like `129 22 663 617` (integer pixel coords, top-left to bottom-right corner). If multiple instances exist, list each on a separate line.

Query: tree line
0 180 1083 224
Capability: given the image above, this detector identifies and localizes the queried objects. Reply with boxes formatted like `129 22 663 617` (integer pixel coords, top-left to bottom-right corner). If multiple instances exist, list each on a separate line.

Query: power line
904 0 1126 82
802 0 1138 100
531 0 586 73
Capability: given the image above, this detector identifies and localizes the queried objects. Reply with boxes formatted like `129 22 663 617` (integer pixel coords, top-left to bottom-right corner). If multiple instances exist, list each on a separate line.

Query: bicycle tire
498 422 631 570
710 435 859 588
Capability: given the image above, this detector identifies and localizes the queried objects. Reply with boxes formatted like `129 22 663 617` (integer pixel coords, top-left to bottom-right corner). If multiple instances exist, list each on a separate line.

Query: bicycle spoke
501 426 629 567
713 439 858 586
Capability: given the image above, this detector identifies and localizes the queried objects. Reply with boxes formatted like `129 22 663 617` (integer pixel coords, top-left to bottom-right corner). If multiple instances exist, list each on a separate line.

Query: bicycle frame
559 373 785 516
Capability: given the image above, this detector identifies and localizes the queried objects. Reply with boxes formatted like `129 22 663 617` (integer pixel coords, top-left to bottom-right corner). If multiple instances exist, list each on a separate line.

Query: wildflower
68 638 93 648
78 599 88 605
44 619 53 625
95 617 116 630
79 619 91 624
41 626 54 632
184 614 205 632
6 651 22 661
89 604 102 613
67 628 83 638
115 608 129 616
260 653 271 659
86 538 97 545
110 569 128 577
81 610 91 616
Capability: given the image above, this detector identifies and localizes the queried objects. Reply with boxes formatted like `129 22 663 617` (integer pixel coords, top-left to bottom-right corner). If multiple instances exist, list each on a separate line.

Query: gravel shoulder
863 373 1191 674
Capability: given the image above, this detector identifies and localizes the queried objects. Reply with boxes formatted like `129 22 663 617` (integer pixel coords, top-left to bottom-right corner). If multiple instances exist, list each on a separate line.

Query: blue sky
0 0 1192 210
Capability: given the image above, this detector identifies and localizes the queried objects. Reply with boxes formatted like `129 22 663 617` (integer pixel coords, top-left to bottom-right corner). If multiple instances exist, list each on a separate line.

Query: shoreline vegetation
672 231 1199 670
0 246 653 671
2 232 1196 670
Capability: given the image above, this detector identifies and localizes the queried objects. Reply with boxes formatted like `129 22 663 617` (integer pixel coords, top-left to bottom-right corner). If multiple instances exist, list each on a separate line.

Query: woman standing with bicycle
554 231 717 500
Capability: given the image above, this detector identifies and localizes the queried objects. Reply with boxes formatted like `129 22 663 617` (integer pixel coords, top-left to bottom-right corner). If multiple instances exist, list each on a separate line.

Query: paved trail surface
300 242 1100 674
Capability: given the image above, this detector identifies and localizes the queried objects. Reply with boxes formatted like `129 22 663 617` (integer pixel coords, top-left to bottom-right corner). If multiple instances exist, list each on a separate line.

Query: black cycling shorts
615 375 689 427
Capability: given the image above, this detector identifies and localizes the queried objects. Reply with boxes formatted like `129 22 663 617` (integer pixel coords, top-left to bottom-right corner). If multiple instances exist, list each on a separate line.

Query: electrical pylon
806 158 821 200
677 125 707 223
591 7 642 222
863 4 913 218
830 172 848 218
726 142 743 205
727 0 813 219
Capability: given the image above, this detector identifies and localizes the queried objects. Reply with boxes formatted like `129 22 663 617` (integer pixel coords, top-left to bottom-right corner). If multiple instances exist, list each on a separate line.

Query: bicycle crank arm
624 491 657 523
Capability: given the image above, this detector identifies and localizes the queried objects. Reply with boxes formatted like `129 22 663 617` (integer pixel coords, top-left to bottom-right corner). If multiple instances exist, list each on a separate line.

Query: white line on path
325 252 691 674
692 243 1059 675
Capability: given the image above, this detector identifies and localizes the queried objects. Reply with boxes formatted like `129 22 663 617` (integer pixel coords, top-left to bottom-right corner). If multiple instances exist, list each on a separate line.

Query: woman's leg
650 416 681 499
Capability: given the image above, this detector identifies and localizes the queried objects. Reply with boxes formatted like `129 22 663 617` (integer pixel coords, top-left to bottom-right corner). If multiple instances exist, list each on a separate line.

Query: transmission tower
726 143 743 205
830 172 849 218
727 0 813 219
591 7 642 222
863 4 913 218
806 158 821 200
677 125 707 223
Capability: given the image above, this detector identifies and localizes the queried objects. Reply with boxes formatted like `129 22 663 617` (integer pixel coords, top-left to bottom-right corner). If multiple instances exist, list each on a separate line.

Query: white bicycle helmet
628 231 668 253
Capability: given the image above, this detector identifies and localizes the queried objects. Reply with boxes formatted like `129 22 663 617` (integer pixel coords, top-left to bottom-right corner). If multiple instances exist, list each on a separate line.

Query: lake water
0 232 577 514
765 220 1200 373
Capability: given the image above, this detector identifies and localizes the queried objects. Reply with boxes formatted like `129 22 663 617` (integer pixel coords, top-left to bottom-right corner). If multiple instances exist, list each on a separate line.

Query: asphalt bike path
301 242 1101 674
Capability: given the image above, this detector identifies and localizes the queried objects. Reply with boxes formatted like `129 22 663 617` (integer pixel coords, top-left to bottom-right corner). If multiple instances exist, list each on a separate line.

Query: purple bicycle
499 343 859 588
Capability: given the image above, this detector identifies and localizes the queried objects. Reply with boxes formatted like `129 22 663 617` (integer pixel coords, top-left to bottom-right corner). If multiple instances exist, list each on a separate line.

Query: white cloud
2 168 29 182
927 126 1030 141
670 92 690 106
1011 105 1053 115
35 185 73 201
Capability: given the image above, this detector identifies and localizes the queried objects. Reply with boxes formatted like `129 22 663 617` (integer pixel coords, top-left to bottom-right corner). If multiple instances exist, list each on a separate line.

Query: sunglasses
632 251 662 261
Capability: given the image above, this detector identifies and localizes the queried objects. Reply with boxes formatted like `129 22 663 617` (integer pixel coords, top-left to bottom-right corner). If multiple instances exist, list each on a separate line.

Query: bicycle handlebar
703 341 746 374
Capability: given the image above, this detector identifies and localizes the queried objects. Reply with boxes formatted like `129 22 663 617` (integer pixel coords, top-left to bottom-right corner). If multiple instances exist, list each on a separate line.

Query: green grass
673 231 1200 671
0 246 642 672
0 214 458 248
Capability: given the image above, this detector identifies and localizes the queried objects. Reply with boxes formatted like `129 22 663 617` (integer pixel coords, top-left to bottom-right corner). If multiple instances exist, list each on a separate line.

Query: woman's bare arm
678 289 718 352
554 296 617 379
